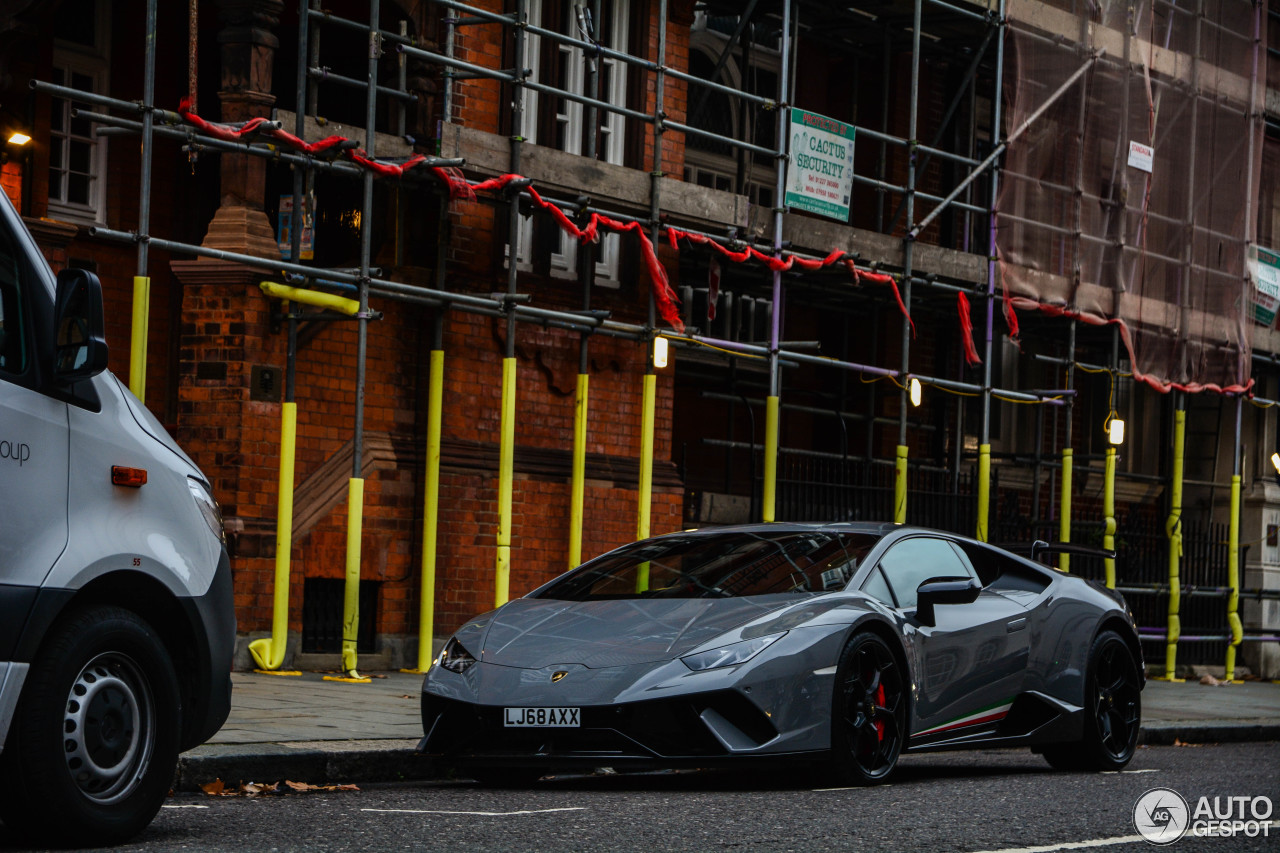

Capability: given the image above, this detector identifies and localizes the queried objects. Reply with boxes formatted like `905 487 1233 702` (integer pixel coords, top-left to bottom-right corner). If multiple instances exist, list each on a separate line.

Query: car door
862 535 1030 744
0 225 70 591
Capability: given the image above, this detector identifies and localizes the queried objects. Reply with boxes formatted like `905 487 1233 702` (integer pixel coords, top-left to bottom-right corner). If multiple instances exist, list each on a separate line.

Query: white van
0 192 233 846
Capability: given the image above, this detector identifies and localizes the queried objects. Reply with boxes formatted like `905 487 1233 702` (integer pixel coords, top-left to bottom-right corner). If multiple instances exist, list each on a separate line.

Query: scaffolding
36 0 1280 679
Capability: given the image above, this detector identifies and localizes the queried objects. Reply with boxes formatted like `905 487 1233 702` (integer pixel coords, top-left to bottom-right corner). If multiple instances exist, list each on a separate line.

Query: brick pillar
202 0 282 258
170 0 289 647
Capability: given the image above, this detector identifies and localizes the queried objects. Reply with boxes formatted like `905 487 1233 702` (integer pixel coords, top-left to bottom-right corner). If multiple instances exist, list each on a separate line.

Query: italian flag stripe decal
914 698 1014 738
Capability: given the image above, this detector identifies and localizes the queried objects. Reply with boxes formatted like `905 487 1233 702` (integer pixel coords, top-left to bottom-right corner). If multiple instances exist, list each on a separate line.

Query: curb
1139 723 1280 746
174 741 433 792
174 724 1280 790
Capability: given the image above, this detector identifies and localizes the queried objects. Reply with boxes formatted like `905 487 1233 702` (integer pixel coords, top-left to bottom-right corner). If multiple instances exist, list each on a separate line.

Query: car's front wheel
0 605 181 846
829 632 906 784
1042 629 1141 771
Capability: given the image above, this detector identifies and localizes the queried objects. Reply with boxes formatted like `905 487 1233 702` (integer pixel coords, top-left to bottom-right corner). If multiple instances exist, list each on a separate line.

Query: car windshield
534 530 883 600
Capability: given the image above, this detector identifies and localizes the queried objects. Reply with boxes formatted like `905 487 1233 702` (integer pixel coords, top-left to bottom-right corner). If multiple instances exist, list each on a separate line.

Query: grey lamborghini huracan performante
418 523 1143 784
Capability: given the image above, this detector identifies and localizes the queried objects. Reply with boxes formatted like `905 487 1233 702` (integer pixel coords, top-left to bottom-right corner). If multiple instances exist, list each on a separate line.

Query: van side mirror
53 268 108 381
915 576 981 626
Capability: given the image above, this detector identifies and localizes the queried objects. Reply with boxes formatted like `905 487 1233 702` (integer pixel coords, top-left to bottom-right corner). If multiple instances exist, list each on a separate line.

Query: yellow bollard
1103 446 1117 589
1225 474 1244 681
495 357 517 608
1058 448 1073 572
1159 409 1185 681
248 402 301 674
894 445 908 524
763 396 779 522
409 349 444 674
569 373 589 569
976 443 991 542
129 275 150 402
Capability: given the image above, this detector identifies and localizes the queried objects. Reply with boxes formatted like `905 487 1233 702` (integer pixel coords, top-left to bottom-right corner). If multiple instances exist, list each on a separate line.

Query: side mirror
914 576 981 626
53 268 108 381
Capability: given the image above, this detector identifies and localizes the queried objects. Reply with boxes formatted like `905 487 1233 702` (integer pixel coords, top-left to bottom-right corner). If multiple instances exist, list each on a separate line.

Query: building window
48 0 109 225
510 0 629 284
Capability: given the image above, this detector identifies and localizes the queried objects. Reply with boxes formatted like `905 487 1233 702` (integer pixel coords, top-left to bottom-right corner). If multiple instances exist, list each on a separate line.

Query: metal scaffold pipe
129 0 158 404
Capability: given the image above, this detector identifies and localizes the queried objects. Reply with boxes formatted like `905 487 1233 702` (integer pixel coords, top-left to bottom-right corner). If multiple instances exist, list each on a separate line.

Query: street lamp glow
909 377 922 407
653 336 668 369
1270 452 1280 475
7 132 29 146
1107 417 1125 446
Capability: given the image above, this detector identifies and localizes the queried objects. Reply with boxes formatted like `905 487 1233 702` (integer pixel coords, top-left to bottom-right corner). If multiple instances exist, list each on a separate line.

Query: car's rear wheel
829 632 906 784
0 605 181 847
1042 629 1141 771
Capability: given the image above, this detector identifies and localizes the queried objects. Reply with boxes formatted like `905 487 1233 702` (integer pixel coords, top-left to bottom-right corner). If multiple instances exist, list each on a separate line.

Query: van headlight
188 477 225 544
681 632 786 672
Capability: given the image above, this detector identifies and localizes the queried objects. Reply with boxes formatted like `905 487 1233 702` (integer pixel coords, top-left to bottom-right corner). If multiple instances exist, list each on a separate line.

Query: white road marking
361 807 587 817
964 835 1147 853
1100 768 1158 775
162 804 210 809
812 785 891 792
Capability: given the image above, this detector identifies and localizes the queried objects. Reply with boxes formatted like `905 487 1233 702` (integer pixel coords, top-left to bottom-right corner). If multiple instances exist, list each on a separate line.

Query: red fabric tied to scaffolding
958 292 981 366
997 0 1262 394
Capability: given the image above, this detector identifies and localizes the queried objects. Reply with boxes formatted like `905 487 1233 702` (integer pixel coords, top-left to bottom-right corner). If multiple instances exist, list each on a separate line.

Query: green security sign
785 108 856 221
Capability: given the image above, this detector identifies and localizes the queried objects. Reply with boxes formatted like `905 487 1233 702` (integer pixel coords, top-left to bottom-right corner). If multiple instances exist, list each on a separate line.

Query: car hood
479 595 802 668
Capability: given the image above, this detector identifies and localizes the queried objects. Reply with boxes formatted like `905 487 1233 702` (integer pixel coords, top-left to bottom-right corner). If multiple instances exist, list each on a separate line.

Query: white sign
1127 140 1154 173
785 109 856 221
1249 245 1280 326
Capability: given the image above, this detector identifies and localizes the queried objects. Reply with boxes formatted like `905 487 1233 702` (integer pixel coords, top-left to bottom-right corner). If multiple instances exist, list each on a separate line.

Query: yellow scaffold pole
569 372 589 569
1103 445 1117 589
1225 396 1244 681
330 477 370 682
410 347 444 673
894 445 908 524
260 281 360 316
1158 405 1185 681
247 401 301 674
1058 448 1073 571
495 357 517 608
635 370 656 594
763 396 779 522
128 275 150 401
976 443 991 542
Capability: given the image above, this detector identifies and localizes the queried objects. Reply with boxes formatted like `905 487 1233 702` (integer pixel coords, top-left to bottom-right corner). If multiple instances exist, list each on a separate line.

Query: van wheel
0 605 181 846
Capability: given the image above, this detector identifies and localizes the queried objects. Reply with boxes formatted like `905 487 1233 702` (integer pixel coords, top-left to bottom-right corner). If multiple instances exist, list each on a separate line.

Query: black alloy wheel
1043 629 1141 771
830 632 906 784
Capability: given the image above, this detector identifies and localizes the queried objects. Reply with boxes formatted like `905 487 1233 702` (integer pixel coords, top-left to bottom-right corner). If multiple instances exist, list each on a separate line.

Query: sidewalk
173 671 1280 791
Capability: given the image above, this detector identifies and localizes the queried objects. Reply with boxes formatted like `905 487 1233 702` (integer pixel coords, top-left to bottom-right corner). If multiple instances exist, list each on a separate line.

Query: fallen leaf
200 779 226 796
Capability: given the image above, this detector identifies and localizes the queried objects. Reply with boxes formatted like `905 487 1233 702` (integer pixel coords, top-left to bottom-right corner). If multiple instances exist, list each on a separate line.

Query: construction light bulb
1270 452 1280 475
909 377 922 407
653 336 668 369
7 132 29 145
1108 418 1125 446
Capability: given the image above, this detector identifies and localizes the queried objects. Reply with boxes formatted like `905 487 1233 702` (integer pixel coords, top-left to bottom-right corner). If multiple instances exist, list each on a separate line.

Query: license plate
503 707 580 727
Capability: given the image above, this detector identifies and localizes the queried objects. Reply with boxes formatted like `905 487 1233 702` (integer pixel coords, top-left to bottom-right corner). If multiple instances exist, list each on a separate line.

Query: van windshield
535 530 882 600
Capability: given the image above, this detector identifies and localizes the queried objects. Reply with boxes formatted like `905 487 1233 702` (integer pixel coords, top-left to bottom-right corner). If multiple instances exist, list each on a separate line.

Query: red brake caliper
873 683 886 741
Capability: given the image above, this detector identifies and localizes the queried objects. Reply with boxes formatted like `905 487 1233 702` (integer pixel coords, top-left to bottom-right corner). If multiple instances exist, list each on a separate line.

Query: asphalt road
4 742 1277 853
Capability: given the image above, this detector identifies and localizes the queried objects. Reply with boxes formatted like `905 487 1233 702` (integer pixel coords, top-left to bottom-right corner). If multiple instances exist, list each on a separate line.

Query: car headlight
187 477 225 544
439 637 478 674
680 632 786 672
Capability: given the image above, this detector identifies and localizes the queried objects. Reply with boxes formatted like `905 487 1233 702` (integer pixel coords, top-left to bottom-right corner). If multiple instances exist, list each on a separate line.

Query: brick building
1 0 1278 676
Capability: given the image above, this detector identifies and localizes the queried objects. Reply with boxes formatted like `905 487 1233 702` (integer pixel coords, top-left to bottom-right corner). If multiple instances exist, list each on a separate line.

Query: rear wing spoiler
1029 540 1116 563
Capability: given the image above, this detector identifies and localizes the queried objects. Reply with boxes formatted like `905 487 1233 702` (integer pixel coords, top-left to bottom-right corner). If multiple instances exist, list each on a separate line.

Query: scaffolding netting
998 0 1263 393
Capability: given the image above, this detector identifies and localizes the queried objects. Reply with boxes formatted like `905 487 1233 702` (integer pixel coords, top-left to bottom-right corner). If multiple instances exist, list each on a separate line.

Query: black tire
0 605 181 847
1042 629 1141 772
829 632 906 784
